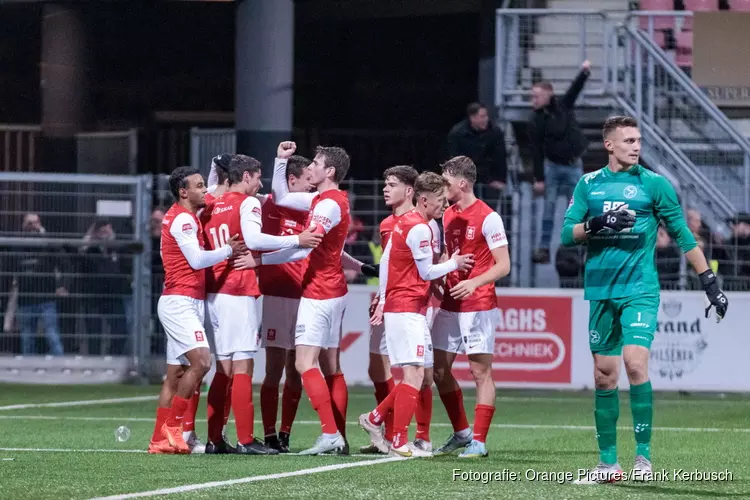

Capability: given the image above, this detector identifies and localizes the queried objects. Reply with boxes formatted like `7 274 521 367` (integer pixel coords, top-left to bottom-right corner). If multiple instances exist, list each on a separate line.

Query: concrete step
529 48 624 68
547 0 630 9
538 16 609 36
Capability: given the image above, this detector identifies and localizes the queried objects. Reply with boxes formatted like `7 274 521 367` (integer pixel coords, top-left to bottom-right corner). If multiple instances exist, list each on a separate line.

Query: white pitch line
0 447 146 454
2 415 750 434
86 456 406 500
0 395 156 411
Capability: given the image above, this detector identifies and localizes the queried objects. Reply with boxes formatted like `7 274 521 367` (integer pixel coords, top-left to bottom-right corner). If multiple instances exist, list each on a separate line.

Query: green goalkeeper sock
630 381 653 461
594 388 619 465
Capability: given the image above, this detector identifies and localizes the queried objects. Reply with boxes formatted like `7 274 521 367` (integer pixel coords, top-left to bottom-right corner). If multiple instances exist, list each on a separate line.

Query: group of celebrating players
147 140 509 459
146 115 732 484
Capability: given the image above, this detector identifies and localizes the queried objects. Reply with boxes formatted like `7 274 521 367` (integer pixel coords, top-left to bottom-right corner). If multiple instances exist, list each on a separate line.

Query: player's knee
469 363 492 384
623 356 648 383
433 366 449 387
593 367 617 390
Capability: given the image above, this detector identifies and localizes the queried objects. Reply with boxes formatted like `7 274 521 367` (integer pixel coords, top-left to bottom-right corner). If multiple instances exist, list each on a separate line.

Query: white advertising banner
251 286 750 393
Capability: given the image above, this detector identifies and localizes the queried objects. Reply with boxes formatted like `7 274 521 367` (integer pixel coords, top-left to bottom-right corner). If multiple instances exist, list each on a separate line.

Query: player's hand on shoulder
277 141 297 159
450 279 477 300
451 249 475 272
298 227 324 248
231 251 260 270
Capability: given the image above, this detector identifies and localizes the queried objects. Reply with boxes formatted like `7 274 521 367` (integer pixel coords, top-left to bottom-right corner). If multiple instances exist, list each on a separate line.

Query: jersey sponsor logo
591 191 606 195
195 330 204 342
416 345 424 357
312 214 332 229
583 171 601 184
252 206 262 217
466 226 475 240
284 220 297 228
629 322 650 328
623 185 638 199
491 232 506 243
419 239 430 249
267 328 276 341
182 223 194 234
602 201 627 212
589 329 601 344
212 205 234 215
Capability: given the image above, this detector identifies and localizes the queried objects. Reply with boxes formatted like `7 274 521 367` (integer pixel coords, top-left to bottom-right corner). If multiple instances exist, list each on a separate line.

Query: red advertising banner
451 295 572 384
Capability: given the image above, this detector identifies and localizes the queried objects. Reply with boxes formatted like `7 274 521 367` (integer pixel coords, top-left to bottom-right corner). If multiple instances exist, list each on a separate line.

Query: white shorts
207 293 259 360
295 296 346 349
369 323 388 355
158 295 209 366
384 312 433 368
425 306 437 330
431 308 499 355
261 295 300 350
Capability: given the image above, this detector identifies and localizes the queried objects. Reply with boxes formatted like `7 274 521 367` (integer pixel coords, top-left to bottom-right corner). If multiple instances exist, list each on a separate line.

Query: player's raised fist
582 60 591 71
451 249 475 272
277 141 297 159
298 227 323 248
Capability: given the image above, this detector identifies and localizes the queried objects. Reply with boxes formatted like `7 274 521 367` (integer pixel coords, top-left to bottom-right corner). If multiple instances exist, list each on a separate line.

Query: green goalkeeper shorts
588 293 660 356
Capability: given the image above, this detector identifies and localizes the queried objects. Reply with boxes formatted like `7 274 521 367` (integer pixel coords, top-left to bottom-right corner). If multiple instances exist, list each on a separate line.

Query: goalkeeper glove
361 264 379 278
584 208 635 235
699 270 728 323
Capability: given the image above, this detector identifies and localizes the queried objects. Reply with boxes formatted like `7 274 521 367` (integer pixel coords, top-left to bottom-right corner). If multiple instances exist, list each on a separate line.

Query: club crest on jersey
267 328 276 341
623 185 638 199
182 223 193 234
195 330 204 342
466 226 475 240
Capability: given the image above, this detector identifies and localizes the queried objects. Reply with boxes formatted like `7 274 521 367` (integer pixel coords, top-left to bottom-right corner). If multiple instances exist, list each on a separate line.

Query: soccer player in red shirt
362 166 439 454
431 156 510 458
257 152 315 453
263 143 352 455
201 155 322 454
147 166 242 454
359 172 474 457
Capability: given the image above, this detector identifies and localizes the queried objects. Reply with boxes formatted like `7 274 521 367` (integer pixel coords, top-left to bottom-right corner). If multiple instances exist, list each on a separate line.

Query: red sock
280 381 302 434
374 379 395 442
301 369 338 434
415 386 433 442
151 407 170 441
166 396 189 428
368 384 398 426
260 382 279 437
207 372 230 443
439 389 470 433
392 385 419 449
232 373 254 445
473 404 495 444
183 388 200 433
223 379 233 427
325 373 348 438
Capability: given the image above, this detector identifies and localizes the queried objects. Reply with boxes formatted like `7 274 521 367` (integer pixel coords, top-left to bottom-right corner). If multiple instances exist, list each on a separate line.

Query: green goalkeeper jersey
561 164 697 300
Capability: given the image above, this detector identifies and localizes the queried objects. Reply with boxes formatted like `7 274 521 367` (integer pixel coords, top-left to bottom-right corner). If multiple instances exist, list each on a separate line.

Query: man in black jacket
447 102 508 191
529 61 591 264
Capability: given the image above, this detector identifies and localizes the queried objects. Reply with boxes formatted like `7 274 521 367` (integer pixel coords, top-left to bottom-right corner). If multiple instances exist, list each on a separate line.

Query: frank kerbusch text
451 469 734 484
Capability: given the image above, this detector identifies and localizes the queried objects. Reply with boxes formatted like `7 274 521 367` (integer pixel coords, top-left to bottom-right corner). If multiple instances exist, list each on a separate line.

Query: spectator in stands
656 225 681 283
530 60 591 264
80 219 129 355
7 213 65 356
720 213 750 279
150 207 166 355
447 102 508 191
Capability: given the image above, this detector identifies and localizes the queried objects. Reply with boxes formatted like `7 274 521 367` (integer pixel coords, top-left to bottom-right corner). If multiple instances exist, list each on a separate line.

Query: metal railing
0 173 152 379
495 9 612 114
0 125 40 172
616 13 750 213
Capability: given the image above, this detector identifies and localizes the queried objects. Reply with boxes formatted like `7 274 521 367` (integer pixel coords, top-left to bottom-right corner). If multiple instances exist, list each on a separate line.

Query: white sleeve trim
240 197 299 251
271 157 316 211
378 238 392 301
407 223 458 280
482 211 508 250
171 212 231 270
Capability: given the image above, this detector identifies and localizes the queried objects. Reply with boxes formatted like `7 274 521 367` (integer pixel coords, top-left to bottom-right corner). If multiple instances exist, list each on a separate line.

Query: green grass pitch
0 384 749 499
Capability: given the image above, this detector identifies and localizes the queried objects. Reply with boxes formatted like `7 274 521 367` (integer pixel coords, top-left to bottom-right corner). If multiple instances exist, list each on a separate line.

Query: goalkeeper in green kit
561 116 729 484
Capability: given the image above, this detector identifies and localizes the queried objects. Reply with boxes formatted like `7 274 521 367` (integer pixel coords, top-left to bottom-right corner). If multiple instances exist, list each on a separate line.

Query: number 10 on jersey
209 223 231 248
